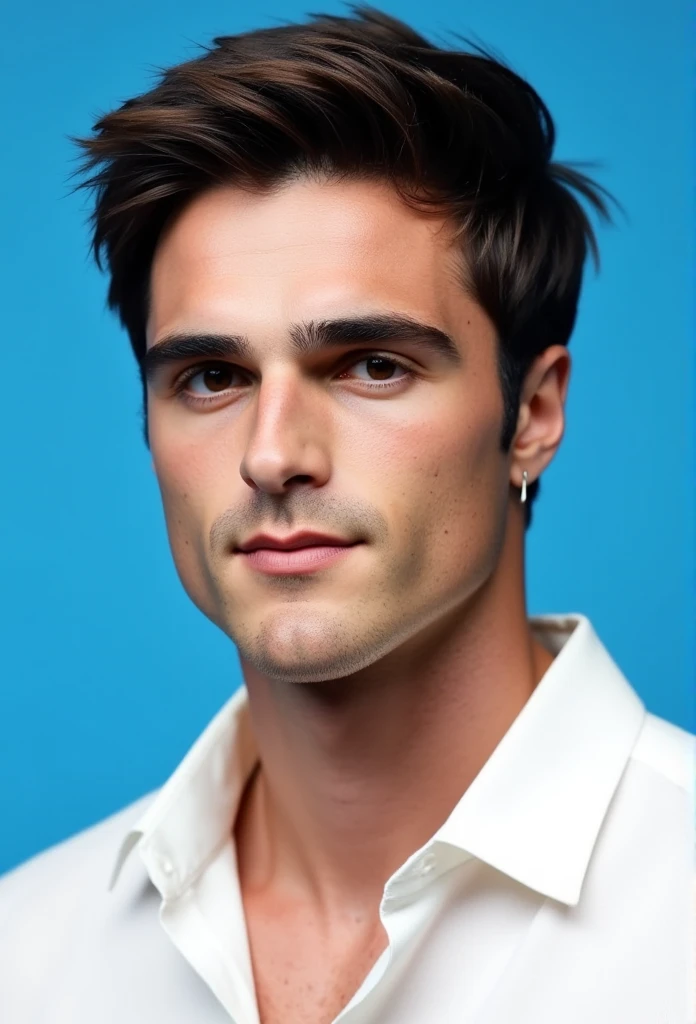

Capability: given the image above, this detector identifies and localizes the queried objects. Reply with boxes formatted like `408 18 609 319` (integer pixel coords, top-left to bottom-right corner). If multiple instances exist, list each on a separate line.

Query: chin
239 641 365 683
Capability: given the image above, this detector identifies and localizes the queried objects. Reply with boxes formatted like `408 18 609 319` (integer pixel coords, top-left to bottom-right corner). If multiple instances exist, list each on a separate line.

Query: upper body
1 613 694 1023
4 8 693 1024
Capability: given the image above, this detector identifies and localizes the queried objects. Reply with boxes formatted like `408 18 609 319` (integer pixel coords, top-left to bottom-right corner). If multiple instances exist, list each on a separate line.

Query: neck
234 506 554 918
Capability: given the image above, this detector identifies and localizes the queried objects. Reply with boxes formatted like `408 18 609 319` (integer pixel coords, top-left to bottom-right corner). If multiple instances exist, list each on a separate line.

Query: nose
239 370 331 494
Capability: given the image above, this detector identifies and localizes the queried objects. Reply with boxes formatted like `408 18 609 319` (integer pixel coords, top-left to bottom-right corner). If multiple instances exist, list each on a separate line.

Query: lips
236 531 355 553
236 535 362 576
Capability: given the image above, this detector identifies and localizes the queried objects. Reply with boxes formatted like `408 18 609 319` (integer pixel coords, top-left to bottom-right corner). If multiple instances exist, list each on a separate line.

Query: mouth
236 541 363 576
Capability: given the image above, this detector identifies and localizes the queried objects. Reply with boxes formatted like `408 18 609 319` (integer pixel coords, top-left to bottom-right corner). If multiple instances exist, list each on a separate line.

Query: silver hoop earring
520 470 528 504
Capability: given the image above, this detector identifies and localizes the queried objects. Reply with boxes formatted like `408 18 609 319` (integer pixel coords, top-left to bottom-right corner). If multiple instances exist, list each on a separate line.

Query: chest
242 895 389 1024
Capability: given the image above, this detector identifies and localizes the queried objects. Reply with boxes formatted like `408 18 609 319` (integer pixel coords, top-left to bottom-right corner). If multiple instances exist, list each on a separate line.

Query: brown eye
346 355 409 383
202 367 234 392
364 356 398 380
183 364 241 396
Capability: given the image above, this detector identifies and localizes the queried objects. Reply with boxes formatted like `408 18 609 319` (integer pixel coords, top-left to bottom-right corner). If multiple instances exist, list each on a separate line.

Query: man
1 4 693 1023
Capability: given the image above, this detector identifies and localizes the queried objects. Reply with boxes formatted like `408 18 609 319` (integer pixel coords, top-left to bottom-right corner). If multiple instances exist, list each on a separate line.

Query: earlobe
510 465 533 493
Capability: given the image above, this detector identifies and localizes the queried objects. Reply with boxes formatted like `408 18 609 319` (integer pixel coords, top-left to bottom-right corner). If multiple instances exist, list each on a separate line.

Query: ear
509 345 571 489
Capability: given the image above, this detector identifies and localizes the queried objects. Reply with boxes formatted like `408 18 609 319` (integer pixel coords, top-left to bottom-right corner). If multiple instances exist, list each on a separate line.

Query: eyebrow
144 312 463 384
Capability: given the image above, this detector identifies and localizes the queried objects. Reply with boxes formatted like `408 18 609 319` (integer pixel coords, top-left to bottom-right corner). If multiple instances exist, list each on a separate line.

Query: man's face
146 177 512 683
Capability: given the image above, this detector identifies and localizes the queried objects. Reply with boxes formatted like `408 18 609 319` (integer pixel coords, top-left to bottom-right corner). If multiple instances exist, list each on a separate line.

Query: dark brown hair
75 3 614 528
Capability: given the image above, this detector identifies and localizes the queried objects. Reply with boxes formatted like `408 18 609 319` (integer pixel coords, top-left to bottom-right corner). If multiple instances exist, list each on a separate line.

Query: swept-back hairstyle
76 3 614 528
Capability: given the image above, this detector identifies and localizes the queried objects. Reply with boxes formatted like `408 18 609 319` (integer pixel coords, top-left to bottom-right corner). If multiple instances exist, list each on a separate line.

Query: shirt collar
108 686 257 898
433 613 646 905
109 613 646 907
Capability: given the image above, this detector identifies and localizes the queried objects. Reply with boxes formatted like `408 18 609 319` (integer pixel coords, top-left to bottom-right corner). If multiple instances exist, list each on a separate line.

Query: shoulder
0 791 157 924
0 793 166 1020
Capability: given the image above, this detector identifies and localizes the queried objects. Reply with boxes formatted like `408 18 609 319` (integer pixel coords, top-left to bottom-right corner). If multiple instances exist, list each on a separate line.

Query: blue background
1 0 693 876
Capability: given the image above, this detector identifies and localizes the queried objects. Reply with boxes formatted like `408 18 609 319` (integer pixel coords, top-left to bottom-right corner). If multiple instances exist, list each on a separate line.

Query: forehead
147 178 469 346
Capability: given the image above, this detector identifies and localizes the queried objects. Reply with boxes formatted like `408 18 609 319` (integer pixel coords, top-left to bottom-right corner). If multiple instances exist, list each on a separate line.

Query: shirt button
419 852 437 876
159 855 175 878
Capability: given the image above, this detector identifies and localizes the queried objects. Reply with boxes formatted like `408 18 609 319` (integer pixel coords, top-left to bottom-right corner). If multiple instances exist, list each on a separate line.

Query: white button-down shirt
1 613 694 1023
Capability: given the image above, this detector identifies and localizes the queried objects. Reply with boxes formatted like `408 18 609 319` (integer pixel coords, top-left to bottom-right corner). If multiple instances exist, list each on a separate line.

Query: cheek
374 399 502 513
150 435 219 594
370 398 506 585
151 416 233 530
153 440 200 531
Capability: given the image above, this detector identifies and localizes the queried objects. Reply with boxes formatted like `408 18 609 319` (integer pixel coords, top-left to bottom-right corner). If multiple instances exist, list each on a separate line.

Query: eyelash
170 353 416 408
